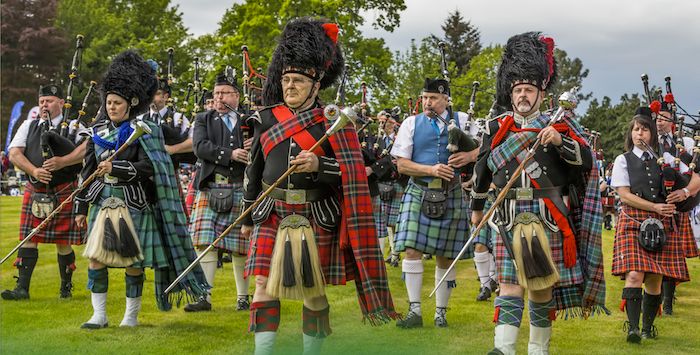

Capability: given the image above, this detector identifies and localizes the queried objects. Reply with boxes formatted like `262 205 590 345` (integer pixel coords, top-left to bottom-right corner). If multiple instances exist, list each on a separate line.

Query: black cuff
313 156 342 185
110 160 137 182
556 136 583 165
241 198 255 226
469 195 487 211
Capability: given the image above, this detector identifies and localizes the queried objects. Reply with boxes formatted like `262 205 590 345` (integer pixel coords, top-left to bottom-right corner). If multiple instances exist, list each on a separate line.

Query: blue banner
4 101 24 154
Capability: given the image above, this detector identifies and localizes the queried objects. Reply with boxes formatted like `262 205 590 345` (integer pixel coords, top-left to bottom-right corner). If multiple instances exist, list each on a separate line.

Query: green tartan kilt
86 185 167 269
394 181 471 259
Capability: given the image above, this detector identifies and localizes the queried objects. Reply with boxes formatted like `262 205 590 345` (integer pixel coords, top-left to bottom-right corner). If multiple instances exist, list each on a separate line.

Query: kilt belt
262 182 327 204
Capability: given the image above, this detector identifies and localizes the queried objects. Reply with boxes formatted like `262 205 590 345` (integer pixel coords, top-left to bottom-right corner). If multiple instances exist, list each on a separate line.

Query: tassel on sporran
267 215 325 300
511 212 559 291
83 197 143 267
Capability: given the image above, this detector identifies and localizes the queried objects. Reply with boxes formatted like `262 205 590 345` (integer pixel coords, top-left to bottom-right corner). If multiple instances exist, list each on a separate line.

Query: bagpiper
470 32 608 354
240 17 398 355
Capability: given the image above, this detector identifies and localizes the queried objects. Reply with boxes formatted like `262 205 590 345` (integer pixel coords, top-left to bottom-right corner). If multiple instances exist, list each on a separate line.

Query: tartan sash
260 106 327 157
488 112 608 314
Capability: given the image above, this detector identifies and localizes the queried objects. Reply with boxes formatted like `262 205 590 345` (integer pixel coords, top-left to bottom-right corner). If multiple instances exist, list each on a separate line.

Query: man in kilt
241 18 398 355
471 32 608 354
75 50 208 328
611 106 699 342
4 84 87 300
391 78 478 328
653 101 700 316
187 72 251 312
374 110 405 267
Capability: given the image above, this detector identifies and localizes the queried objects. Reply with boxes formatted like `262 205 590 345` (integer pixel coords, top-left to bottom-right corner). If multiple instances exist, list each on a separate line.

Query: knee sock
402 259 423 315
232 255 249 298
642 291 662 331
125 273 144 298
621 287 643 330
14 247 39 291
378 237 387 256
57 251 76 285
197 248 218 301
494 296 525 327
87 268 109 293
435 267 456 311
529 299 555 328
474 250 492 289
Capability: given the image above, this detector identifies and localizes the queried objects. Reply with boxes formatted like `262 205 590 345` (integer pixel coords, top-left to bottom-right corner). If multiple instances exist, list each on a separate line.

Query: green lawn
1 195 698 354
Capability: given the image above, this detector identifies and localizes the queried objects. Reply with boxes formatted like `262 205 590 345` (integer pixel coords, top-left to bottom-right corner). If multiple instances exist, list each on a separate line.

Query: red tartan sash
260 105 326 157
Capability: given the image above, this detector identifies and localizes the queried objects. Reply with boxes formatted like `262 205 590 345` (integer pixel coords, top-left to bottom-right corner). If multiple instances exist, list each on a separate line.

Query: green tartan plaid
394 181 471 259
89 120 209 310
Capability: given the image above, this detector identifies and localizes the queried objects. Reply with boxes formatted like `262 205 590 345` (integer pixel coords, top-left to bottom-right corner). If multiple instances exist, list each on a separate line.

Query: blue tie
222 114 232 131
430 117 440 136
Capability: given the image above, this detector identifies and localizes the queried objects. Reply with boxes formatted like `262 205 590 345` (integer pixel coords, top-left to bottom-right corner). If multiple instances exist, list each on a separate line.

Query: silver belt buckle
515 187 533 201
285 189 307 204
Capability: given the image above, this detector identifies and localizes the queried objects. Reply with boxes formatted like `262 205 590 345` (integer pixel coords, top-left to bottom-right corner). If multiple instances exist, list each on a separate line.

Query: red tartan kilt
601 196 615 207
185 170 197 216
245 200 353 286
20 181 86 245
611 206 690 281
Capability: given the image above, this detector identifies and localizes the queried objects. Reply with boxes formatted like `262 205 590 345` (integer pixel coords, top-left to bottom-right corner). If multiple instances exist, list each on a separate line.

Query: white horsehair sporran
511 211 560 291
267 214 325 300
83 196 143 267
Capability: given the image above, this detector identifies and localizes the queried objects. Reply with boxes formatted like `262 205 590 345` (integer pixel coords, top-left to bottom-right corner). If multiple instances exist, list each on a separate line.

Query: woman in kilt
74 51 208 329
611 108 695 343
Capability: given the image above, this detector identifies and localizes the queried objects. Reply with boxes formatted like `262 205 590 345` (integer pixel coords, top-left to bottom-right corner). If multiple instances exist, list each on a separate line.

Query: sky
171 0 700 117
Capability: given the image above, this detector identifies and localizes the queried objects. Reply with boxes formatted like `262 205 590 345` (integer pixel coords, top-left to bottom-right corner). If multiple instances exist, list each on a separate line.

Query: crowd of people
2 17 698 355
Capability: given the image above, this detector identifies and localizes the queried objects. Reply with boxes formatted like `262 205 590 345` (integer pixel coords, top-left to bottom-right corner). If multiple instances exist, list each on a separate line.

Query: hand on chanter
666 189 689 204
652 203 675 217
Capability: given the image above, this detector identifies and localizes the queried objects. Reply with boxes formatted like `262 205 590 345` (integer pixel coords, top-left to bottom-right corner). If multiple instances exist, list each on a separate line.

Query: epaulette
485 112 508 135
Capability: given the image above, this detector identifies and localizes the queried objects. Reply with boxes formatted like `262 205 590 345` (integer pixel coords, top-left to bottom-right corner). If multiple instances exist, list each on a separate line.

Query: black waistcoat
624 151 665 203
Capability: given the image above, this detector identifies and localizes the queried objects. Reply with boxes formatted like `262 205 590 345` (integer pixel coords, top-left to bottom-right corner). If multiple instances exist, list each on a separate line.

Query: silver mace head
125 120 153 146
558 86 579 110
324 104 357 135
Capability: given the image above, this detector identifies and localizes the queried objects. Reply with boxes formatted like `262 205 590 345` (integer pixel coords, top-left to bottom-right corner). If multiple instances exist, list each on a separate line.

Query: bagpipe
158 49 197 166
38 35 91 181
640 74 700 212
240 45 268 140
429 42 478 173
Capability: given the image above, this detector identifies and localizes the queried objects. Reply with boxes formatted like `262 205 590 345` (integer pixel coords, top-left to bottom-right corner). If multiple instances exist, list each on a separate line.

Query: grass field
1 195 699 354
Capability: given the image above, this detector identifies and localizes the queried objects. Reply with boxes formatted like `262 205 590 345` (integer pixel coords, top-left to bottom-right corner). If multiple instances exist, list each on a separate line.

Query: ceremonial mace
163 105 358 294
429 87 579 297
1 121 152 265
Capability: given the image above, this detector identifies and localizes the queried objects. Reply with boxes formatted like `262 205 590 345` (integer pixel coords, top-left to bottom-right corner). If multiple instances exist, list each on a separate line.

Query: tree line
1 0 638 161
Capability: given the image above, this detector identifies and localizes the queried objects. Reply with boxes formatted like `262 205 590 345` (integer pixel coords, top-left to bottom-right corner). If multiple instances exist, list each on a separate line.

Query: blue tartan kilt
493 199 584 289
377 181 403 237
474 198 495 251
86 186 166 269
394 181 471 259
188 182 247 255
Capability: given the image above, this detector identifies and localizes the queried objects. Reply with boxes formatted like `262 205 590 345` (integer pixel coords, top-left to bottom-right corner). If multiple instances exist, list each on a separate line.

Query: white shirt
8 114 63 149
610 146 690 188
391 110 469 159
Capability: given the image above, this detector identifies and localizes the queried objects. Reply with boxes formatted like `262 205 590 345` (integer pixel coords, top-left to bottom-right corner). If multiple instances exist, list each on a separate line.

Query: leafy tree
429 10 480 76
450 45 503 118
548 48 592 102
579 93 642 162
1 0 68 139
